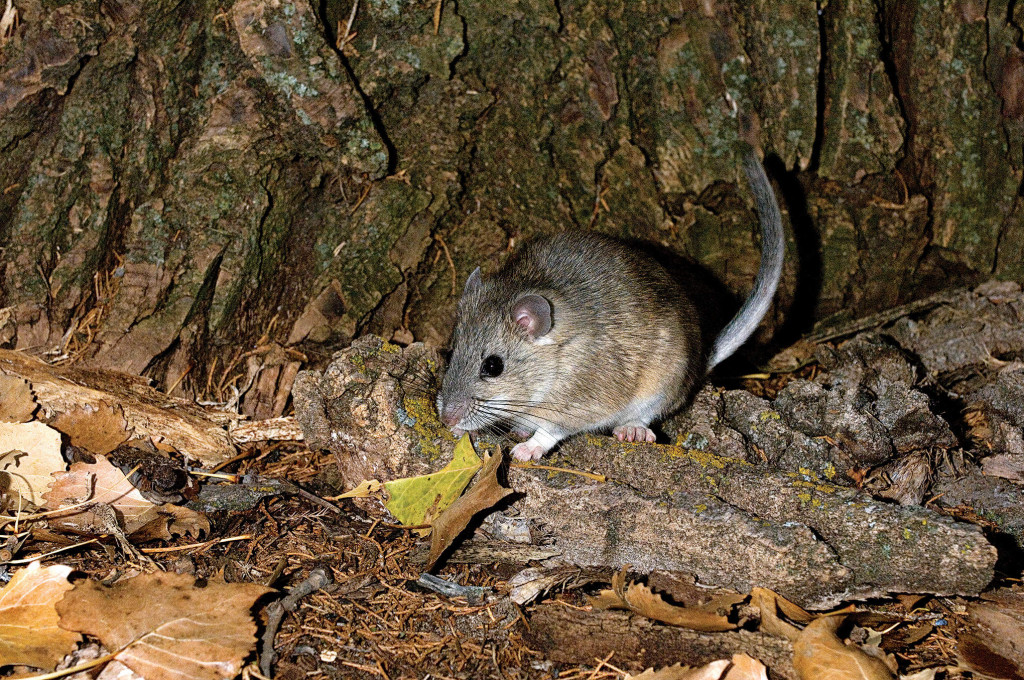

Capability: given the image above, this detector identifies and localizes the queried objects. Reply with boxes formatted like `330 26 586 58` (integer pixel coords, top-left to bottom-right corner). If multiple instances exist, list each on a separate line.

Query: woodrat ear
463 267 482 296
512 294 552 339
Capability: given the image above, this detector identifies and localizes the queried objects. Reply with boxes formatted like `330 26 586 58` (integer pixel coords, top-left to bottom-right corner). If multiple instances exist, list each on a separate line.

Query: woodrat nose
440 402 466 428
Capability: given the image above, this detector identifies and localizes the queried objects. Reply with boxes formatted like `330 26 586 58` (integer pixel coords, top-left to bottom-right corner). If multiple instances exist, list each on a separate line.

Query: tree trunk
2 0 1021 406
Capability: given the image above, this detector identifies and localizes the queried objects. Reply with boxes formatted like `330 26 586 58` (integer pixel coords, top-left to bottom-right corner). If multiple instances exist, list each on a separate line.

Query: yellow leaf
384 434 481 530
334 479 383 499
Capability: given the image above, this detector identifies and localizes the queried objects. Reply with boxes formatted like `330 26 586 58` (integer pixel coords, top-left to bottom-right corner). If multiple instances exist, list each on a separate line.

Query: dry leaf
628 659 731 680
56 572 273 680
51 402 131 455
750 587 813 640
723 654 769 680
0 421 65 505
900 669 937 680
42 455 160 534
793 615 896 680
426 450 512 569
130 505 211 542
589 567 736 632
42 456 209 540
0 373 37 422
0 561 81 669
958 592 1024 680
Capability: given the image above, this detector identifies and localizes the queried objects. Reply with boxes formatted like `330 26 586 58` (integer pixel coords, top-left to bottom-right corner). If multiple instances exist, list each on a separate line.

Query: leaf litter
1 347 1022 680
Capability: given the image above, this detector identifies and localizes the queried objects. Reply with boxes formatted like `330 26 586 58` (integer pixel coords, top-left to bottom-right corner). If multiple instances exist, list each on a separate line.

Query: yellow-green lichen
659 443 749 471
401 393 451 462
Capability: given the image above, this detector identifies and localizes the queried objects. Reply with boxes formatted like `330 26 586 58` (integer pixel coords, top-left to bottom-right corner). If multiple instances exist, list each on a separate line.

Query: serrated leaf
383 434 481 530
0 373 37 423
590 567 736 632
0 561 81 669
55 572 273 680
42 455 160 534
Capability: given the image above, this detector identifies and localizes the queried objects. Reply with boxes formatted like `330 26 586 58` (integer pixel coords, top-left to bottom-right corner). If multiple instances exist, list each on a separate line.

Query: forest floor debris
2 281 1024 679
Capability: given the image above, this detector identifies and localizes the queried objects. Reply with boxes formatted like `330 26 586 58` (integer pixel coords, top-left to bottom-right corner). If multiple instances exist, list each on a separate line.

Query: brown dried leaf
959 593 1024 680
51 402 131 455
793 615 896 680
723 654 768 680
41 455 160 535
590 567 736 632
0 421 65 506
55 572 274 680
0 561 81 669
0 373 37 422
130 505 211 542
627 659 731 680
750 587 813 640
426 451 512 570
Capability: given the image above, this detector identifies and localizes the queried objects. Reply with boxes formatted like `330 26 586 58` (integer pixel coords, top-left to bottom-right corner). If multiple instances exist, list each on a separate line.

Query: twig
5 538 101 565
338 0 358 48
511 460 606 482
260 567 334 676
140 534 253 554
417 573 492 599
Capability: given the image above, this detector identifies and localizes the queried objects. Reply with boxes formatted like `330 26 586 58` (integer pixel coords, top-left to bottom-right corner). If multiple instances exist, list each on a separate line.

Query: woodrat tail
707 150 784 370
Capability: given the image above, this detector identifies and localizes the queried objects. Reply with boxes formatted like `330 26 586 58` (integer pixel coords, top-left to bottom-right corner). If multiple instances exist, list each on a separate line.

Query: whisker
472 404 558 439
484 400 605 421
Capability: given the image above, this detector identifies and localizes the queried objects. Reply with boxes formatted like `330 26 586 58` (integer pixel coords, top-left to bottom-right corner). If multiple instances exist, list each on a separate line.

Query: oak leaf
130 505 212 542
426 450 512 569
51 402 131 455
55 572 273 680
590 567 736 632
42 455 160 534
0 373 36 422
41 456 210 540
793 615 895 680
0 561 81 669
0 421 65 505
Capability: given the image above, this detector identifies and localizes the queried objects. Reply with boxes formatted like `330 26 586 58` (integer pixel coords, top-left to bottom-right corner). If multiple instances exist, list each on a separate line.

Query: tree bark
1 0 1021 405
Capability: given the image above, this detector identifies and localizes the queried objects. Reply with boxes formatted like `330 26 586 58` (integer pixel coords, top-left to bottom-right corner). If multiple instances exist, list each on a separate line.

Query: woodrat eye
480 355 504 378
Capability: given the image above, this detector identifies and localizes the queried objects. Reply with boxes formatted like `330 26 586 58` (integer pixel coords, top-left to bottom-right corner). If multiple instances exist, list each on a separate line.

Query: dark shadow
763 153 821 352
986 528 1024 587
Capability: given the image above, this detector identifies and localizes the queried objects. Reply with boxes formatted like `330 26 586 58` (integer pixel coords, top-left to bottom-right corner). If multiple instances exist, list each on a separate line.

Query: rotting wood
522 605 797 679
0 350 234 466
293 283 1023 609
